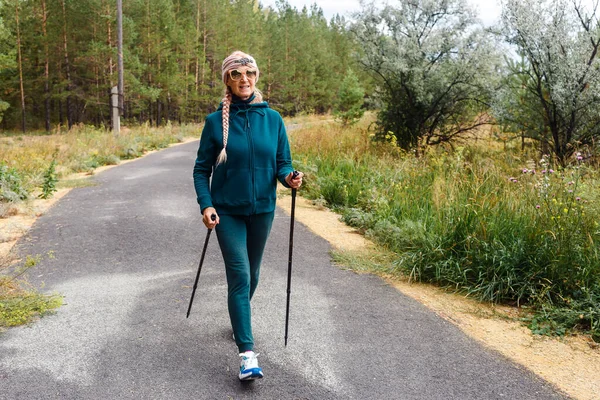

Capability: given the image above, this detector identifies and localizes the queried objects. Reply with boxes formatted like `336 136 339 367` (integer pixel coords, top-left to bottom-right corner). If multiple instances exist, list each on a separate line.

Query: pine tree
335 69 364 126
0 13 14 125
0 0 365 127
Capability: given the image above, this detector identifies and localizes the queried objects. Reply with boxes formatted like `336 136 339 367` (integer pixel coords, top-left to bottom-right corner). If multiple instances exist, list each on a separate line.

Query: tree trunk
166 92 171 123
117 0 124 115
195 0 201 92
200 0 207 94
58 98 63 126
267 56 272 101
106 1 114 80
156 99 161 127
41 0 50 131
15 0 26 133
60 0 74 129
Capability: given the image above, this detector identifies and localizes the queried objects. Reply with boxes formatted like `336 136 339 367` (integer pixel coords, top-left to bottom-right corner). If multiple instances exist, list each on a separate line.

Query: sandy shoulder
277 192 600 400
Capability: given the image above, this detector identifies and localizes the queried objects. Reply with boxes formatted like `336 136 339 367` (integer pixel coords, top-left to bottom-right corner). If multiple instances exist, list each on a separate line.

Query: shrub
0 163 28 202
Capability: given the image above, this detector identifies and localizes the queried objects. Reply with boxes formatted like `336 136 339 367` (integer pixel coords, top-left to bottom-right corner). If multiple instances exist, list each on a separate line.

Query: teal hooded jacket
193 95 294 216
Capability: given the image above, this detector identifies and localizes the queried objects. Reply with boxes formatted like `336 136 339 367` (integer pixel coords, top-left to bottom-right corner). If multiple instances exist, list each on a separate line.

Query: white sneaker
238 351 264 381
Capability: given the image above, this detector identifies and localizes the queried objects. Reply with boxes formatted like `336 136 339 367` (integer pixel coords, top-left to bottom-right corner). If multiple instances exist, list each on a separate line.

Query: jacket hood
217 93 269 111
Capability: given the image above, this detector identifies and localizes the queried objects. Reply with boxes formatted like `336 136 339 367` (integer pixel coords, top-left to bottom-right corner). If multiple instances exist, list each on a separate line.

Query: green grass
0 254 62 331
289 114 600 341
0 279 63 329
2 116 599 339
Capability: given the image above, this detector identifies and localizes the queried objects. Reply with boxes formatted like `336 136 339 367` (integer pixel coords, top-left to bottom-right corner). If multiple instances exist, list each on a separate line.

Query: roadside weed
0 253 62 330
289 115 600 341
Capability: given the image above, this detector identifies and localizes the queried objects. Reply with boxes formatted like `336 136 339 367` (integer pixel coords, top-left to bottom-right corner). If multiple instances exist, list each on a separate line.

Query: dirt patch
277 193 600 400
0 189 70 260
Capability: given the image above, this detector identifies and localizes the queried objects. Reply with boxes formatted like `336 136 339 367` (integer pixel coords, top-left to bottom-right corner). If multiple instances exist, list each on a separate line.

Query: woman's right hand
202 207 219 229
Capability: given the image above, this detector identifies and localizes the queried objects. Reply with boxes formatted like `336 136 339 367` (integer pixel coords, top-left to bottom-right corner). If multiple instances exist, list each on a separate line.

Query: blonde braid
216 91 231 166
217 51 264 167
250 89 263 104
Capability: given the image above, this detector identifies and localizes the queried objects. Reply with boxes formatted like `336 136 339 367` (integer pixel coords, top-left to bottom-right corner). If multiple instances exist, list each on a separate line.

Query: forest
3 0 599 166
0 0 357 130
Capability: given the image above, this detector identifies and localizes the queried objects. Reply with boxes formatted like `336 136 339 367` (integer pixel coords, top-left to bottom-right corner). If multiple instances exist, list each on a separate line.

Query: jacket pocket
213 168 253 207
255 167 276 201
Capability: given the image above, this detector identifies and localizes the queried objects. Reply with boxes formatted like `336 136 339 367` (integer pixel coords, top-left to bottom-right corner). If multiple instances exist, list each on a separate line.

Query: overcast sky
259 0 503 26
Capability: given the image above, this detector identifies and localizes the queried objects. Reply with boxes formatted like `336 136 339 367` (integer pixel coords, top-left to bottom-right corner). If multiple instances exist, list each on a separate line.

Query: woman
193 51 303 381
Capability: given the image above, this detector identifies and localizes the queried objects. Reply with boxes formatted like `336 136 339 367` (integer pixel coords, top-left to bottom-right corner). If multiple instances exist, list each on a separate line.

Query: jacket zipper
246 113 256 214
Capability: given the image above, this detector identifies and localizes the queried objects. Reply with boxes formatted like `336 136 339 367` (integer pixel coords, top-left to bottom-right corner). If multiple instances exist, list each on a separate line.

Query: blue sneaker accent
239 351 264 381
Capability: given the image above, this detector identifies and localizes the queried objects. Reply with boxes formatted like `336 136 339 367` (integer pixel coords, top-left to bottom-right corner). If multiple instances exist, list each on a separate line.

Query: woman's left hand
286 171 304 189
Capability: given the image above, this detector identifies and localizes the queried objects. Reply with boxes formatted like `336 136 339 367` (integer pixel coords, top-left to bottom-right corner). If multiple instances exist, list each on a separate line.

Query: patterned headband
221 53 259 85
235 57 254 66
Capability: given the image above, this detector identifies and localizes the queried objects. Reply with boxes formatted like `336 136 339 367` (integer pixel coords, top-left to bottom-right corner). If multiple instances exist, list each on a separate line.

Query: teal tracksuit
193 94 294 352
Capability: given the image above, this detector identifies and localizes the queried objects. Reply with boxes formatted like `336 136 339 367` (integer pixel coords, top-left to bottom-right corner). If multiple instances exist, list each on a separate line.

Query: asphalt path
1 140 566 400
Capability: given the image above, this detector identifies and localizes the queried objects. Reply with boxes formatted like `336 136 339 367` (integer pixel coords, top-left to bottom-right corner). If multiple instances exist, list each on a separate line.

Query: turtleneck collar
231 93 256 104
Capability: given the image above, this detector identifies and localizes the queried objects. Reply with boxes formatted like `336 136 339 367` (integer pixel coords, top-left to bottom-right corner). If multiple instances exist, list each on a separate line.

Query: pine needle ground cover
289 115 600 341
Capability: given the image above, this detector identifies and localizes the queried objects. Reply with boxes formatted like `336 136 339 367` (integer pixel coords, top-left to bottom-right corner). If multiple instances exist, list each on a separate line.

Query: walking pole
186 214 216 318
285 171 299 346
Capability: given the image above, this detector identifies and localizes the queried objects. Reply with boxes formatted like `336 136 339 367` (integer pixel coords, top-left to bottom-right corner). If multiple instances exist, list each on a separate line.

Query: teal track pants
215 211 275 353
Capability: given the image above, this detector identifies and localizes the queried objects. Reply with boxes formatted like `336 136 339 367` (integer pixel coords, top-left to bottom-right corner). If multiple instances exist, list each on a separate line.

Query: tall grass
0 122 198 201
289 114 600 341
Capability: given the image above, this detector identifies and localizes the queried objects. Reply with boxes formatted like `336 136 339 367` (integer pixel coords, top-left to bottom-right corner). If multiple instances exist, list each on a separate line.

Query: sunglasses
229 69 257 81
